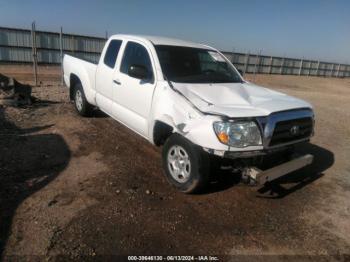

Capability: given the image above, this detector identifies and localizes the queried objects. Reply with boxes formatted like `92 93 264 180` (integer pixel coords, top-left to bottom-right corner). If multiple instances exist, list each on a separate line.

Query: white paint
173 82 312 118
63 34 314 154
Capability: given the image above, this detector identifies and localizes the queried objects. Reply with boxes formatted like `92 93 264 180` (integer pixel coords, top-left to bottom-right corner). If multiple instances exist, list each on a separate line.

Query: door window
103 40 122 68
120 41 153 81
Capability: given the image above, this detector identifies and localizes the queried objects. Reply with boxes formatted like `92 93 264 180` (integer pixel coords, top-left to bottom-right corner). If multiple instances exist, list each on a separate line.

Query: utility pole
31 21 38 86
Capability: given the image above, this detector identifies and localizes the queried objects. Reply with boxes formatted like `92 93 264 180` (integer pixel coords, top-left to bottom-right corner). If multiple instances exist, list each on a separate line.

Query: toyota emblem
290 125 300 136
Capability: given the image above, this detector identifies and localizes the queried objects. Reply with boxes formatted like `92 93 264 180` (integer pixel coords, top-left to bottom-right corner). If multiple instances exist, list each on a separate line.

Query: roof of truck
112 34 214 50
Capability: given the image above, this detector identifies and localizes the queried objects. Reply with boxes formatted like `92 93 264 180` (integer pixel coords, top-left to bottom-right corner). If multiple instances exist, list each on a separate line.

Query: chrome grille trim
256 109 314 148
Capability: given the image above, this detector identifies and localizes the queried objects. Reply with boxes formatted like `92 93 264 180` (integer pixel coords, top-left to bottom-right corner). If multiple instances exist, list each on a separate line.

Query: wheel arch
153 120 174 146
67 67 95 106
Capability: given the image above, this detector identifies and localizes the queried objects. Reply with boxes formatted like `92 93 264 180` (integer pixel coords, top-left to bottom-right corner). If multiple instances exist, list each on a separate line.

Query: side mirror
238 69 244 76
128 64 148 80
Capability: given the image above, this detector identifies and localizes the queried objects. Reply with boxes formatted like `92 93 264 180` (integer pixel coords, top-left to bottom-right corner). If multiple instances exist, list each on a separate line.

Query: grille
269 117 313 146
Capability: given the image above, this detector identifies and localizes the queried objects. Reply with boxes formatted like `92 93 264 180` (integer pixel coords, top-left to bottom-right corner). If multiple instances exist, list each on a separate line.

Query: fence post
243 53 249 74
253 53 258 76
31 22 38 86
71 35 74 53
280 56 285 75
336 64 340 77
231 52 235 64
231 48 235 64
316 61 320 76
253 50 262 80
59 27 64 85
299 58 303 76
269 56 273 74
258 50 262 73
330 63 335 77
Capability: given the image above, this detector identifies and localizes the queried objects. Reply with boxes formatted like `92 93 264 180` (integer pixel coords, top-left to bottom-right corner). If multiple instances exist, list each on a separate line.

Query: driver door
111 41 156 138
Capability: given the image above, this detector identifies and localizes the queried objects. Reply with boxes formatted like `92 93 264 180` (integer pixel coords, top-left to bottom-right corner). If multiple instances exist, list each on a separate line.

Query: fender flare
68 70 95 105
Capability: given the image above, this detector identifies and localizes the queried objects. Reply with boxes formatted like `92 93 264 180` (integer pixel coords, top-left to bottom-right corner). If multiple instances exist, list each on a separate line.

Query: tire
72 83 93 116
162 134 210 193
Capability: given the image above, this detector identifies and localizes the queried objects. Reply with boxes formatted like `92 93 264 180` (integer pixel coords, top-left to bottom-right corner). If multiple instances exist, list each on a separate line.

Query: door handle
113 79 121 85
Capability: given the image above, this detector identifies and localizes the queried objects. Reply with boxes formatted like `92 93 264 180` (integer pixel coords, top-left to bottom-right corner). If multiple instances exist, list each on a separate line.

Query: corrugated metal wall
1 26 349 77
0 27 105 64
223 52 350 78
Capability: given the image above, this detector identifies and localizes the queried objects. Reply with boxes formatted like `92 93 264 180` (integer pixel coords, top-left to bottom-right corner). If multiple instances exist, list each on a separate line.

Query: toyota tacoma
63 34 315 193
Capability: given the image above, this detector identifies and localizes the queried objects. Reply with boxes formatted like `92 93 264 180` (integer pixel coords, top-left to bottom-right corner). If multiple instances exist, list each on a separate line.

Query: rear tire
162 134 210 193
72 83 93 117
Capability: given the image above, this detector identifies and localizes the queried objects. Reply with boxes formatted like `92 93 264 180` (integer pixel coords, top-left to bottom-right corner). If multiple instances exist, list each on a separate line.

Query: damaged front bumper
203 142 313 186
242 154 314 185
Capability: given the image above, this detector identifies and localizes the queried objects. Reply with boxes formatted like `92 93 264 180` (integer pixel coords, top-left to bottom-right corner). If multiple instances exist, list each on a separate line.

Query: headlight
213 121 262 147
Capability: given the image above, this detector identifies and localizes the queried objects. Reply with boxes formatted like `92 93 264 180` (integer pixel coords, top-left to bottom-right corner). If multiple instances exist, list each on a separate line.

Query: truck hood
173 82 312 117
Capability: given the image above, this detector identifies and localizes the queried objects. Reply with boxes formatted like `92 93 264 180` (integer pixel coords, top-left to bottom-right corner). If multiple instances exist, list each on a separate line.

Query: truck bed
66 54 98 65
63 54 98 105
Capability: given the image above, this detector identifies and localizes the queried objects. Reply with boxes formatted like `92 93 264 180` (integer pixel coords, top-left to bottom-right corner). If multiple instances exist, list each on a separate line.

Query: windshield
154 45 243 84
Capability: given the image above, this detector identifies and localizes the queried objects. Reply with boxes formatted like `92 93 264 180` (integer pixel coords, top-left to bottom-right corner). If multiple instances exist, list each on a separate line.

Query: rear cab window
104 40 123 68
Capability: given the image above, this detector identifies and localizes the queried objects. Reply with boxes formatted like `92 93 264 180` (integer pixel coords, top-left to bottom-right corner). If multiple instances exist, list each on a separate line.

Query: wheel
162 134 210 193
73 83 93 116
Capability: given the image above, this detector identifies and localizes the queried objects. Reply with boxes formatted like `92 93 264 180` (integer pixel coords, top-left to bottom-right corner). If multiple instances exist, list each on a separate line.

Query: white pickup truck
63 34 314 193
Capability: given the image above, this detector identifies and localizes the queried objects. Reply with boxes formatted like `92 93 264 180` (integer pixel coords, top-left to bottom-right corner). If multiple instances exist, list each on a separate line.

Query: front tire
162 134 210 193
72 83 93 116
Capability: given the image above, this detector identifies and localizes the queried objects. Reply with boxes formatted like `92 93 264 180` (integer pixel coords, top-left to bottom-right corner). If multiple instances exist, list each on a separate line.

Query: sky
0 0 349 63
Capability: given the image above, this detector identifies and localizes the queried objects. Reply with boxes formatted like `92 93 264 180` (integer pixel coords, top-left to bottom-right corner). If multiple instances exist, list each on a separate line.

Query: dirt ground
1 66 350 261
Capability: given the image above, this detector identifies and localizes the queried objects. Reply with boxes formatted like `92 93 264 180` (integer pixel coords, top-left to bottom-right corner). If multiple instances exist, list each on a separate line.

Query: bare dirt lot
1 66 350 260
